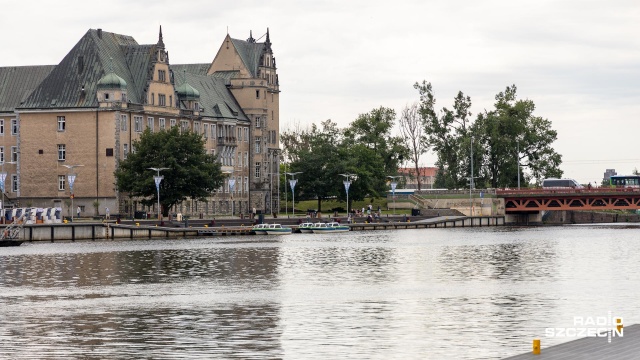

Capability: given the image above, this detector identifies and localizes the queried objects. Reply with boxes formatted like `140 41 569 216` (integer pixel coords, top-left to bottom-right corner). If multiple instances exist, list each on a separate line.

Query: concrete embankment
543 210 640 224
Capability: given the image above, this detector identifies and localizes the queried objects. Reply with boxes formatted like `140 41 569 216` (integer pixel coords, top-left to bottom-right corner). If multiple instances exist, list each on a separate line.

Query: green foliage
114 127 224 216
416 81 563 189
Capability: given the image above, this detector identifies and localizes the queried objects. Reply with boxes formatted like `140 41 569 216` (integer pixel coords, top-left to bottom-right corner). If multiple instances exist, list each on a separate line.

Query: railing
497 187 640 196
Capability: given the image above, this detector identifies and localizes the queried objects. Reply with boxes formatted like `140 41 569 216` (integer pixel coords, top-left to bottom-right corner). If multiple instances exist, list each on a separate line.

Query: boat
264 224 292 235
311 222 350 233
251 223 269 235
297 222 316 233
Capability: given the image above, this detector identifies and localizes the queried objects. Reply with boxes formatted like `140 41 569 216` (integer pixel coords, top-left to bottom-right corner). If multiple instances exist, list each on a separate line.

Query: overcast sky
3 0 640 184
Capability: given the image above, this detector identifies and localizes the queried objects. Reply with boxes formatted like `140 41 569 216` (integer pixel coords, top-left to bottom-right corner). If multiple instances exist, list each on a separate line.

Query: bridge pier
505 212 542 225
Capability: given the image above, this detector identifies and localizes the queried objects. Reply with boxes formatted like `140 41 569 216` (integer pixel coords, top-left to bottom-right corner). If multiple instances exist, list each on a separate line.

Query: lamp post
228 177 236 216
286 172 302 216
0 160 17 223
339 173 358 216
148 167 169 220
387 175 400 215
63 164 84 222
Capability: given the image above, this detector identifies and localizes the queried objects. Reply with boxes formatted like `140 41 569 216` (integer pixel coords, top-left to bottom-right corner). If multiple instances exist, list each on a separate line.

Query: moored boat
311 222 350 233
297 222 316 233
264 224 292 235
251 223 269 235
0 240 23 247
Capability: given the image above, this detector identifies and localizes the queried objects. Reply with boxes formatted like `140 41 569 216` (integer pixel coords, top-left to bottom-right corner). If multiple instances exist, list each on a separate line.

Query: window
123 144 129 159
245 176 248 192
151 93 155 105
0 119 4 135
170 119 176 128
237 152 241 168
211 124 216 139
159 118 165 130
11 119 17 135
256 90 260 99
104 93 110 100
255 117 261 128
11 146 17 162
58 175 66 191
169 95 172 107
158 70 166 82
237 127 241 140
203 124 209 138
245 152 248 168
180 121 189 132
57 144 66 161
57 116 65 131
255 162 261 178
106 148 114 157
244 128 249 142
194 122 200 134
255 138 261 153
12 175 17 192
158 94 166 106
120 114 127 131
147 117 154 132
134 116 143 132
0 147 3 163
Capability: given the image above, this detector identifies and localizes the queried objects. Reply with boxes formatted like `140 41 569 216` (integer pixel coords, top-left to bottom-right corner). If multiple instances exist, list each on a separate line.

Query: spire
247 30 256 43
158 25 165 48
266 28 271 45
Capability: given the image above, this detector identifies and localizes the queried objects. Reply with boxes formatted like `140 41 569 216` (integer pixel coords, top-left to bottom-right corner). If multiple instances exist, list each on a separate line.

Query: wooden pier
505 324 639 359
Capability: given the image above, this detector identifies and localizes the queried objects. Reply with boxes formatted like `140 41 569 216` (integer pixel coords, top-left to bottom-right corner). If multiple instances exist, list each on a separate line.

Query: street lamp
339 173 358 216
0 161 17 223
387 175 401 215
148 167 169 220
286 172 302 216
63 164 84 222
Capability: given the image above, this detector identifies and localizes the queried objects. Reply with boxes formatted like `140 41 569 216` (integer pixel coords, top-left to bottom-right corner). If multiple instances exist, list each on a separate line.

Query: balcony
217 136 237 145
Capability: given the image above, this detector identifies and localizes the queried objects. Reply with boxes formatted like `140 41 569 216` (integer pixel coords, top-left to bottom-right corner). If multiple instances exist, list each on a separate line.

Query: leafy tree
414 81 472 189
475 85 562 187
114 127 224 216
398 102 429 190
287 120 344 212
344 107 409 176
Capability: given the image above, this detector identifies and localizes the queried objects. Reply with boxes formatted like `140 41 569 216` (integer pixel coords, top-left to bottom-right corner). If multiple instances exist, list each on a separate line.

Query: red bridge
496 188 640 213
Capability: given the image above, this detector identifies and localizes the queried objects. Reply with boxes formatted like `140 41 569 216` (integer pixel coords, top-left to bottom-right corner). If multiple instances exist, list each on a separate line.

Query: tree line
282 82 563 211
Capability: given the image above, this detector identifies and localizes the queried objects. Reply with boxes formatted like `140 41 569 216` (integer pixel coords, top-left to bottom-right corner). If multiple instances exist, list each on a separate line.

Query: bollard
532 339 540 355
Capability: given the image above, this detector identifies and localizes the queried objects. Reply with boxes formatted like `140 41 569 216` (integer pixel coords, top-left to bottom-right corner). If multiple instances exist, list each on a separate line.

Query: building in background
603 169 617 185
397 167 438 190
0 27 280 217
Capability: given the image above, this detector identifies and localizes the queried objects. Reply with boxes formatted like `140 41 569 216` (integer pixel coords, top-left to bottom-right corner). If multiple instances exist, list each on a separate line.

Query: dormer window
104 93 110 100
158 70 166 82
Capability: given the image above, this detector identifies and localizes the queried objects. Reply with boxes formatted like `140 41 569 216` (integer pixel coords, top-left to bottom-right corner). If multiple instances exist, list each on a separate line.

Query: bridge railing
497 187 640 196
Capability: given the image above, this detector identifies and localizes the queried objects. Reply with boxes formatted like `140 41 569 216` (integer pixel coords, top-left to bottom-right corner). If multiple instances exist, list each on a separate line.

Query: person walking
76 206 81 218
105 207 110 220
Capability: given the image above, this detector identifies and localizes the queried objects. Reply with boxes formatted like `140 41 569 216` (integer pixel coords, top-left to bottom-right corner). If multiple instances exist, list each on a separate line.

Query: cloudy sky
3 0 640 184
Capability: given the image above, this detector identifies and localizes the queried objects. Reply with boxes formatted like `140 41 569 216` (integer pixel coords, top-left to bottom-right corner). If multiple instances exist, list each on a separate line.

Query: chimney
97 28 102 39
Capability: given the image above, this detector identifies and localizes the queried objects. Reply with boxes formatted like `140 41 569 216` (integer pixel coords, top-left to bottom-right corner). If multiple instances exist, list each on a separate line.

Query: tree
287 120 344 212
399 102 429 190
344 107 409 176
414 81 473 189
114 127 224 216
475 85 563 187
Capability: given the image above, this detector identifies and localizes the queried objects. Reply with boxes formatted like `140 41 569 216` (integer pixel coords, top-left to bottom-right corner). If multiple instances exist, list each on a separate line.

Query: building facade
0 27 280 217
397 167 438 190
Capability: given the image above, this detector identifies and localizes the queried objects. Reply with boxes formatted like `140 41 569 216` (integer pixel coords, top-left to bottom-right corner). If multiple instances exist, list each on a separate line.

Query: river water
1 224 639 359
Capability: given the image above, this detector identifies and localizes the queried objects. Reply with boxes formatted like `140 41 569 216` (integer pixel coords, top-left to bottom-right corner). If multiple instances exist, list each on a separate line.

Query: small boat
311 222 350 233
264 224 292 235
251 223 269 235
297 222 316 233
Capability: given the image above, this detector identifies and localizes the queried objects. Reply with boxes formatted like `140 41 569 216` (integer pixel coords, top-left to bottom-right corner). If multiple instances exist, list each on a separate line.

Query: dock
505 324 639 359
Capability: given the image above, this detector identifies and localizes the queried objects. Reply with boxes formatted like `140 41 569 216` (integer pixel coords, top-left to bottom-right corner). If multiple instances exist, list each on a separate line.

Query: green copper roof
97 72 127 89
175 82 199 100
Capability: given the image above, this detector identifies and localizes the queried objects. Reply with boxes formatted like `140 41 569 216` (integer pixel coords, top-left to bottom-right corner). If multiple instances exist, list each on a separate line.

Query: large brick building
0 27 281 217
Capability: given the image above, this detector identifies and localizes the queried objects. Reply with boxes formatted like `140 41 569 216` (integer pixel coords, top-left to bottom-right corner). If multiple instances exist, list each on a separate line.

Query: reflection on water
1 227 639 359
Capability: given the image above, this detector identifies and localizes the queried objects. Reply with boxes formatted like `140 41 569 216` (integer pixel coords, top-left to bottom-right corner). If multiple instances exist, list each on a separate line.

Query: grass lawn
283 198 393 216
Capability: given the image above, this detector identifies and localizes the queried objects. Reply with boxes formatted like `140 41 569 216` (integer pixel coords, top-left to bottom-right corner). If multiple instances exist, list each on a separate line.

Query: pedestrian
105 207 110 220
252 207 256 219
76 206 81 218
